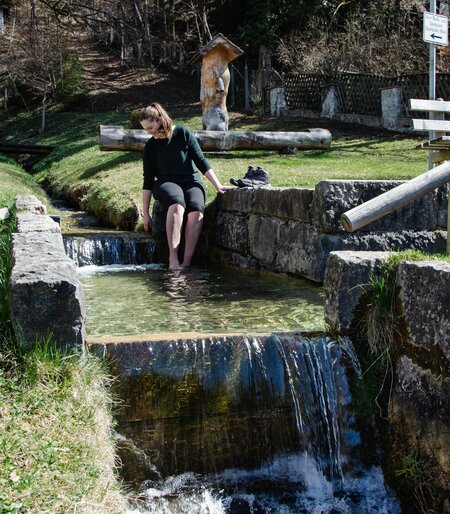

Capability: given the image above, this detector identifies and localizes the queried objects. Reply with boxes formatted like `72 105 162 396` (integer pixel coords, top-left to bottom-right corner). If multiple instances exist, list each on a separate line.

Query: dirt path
78 37 200 112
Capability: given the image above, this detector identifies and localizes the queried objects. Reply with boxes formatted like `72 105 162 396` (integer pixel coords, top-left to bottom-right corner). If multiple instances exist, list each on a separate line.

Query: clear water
79 265 325 337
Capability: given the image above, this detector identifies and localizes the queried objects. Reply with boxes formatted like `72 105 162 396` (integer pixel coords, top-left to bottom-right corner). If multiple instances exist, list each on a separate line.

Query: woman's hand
215 184 235 194
143 213 152 233
205 169 235 194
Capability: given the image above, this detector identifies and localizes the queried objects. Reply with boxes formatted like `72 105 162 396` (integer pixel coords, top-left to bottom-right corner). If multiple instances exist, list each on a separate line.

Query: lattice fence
284 72 450 117
284 75 331 112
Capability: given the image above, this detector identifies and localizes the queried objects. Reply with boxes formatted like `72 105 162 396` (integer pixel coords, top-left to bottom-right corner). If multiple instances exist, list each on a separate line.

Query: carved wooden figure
190 34 243 131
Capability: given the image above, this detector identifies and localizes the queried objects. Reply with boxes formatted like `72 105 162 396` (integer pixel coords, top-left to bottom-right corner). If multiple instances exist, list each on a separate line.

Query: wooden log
341 160 450 232
0 143 54 155
98 125 332 152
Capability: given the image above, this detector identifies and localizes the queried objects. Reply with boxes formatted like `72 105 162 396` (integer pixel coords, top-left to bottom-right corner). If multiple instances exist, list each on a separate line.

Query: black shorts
153 181 206 213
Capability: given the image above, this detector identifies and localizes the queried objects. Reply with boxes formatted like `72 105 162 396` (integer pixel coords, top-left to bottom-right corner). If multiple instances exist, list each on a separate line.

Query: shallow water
79 265 325 337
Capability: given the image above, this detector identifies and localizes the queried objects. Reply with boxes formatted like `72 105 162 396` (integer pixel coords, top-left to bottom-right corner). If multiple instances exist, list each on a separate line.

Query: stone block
13 232 65 264
324 251 389 334
248 215 280 266
381 87 409 130
389 356 450 511
218 187 313 222
397 260 450 360
275 222 322 280
275 220 446 283
16 212 61 233
437 184 449 228
311 180 445 234
216 188 255 213
9 259 85 350
215 212 248 253
321 85 341 118
252 187 313 221
15 195 47 214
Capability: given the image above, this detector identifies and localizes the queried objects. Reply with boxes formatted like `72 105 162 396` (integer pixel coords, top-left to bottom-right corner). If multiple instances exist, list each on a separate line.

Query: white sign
423 12 448 46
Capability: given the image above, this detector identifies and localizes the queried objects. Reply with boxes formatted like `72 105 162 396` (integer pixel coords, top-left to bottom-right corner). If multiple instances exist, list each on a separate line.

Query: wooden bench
410 98 450 164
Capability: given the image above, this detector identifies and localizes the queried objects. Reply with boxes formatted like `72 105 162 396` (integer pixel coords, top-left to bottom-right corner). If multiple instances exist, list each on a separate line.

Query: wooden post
447 182 450 253
341 160 450 232
230 65 235 107
244 60 250 110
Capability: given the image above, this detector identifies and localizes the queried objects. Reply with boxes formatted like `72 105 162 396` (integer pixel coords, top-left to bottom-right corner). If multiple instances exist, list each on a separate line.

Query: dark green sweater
142 125 211 190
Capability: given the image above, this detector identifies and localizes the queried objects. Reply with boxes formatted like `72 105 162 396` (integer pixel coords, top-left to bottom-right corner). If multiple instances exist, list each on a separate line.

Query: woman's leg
153 182 186 270
182 210 203 267
181 183 206 267
166 203 185 269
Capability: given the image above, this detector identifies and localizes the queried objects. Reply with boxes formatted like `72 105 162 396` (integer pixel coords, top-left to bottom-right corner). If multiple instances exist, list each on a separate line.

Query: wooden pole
447 181 450 253
341 160 450 232
98 125 332 152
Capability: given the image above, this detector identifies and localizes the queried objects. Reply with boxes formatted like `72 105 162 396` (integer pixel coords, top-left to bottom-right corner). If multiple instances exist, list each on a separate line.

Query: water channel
65 232 401 514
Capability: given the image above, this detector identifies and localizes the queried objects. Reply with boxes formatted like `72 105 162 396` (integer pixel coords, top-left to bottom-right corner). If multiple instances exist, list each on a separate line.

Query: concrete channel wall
211 180 448 282
9 196 86 350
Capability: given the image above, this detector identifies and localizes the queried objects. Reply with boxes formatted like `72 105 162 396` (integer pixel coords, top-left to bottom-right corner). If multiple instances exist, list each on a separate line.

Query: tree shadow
79 153 141 179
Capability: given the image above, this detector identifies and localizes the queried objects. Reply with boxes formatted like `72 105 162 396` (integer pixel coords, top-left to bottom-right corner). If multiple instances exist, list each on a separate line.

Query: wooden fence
284 72 450 117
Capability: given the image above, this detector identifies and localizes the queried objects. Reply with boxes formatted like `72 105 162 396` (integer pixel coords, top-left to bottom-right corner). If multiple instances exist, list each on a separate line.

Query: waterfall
102 333 400 513
107 334 358 480
64 234 155 267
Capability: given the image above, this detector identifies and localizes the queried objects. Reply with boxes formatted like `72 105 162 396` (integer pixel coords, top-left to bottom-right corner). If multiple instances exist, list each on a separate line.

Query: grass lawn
0 155 52 210
0 109 429 227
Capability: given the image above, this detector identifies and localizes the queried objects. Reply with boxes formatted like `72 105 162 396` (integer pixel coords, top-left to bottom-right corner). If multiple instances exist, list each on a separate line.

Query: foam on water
77 263 166 278
126 453 400 514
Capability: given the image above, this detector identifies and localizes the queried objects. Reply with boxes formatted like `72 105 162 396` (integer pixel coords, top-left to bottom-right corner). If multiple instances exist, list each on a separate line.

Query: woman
140 102 231 270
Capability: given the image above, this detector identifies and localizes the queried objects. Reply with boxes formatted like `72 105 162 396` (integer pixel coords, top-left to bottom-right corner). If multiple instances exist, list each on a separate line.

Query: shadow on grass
79 153 141 179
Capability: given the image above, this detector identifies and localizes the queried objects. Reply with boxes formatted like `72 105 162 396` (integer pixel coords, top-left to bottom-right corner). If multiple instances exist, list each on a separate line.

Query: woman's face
141 119 163 138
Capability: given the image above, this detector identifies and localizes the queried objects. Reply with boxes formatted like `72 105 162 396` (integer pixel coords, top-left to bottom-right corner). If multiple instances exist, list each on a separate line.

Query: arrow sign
423 12 448 46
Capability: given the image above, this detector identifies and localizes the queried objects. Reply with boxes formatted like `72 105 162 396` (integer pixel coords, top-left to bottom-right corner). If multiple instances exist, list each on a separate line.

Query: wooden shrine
189 33 243 131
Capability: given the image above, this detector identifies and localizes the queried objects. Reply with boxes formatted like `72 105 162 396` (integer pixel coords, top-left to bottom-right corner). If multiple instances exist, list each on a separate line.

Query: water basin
79 265 325 337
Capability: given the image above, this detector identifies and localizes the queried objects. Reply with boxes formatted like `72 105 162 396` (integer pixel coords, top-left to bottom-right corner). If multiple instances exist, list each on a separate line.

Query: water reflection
80 266 325 337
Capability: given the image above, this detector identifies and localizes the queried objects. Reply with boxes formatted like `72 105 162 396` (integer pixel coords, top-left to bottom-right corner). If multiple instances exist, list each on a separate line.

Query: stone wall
324 251 450 513
9 195 86 350
211 180 448 282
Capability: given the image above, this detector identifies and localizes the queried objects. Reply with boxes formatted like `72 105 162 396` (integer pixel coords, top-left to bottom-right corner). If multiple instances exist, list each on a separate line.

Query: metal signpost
423 2 448 168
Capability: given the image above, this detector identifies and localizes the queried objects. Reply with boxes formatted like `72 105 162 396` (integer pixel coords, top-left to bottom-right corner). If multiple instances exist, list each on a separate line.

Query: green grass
0 341 128 514
0 161 129 513
0 109 429 229
0 156 51 210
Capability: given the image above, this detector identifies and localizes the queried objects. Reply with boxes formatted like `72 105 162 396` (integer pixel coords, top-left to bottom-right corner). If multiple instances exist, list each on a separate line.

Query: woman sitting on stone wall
140 102 231 270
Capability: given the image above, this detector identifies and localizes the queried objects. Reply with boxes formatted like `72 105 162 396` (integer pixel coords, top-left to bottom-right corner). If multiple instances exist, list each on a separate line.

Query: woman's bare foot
169 257 182 270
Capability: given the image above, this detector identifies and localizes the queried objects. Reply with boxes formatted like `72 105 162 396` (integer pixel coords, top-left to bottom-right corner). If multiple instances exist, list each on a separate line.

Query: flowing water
70 238 400 513
79 265 325 337
111 334 400 514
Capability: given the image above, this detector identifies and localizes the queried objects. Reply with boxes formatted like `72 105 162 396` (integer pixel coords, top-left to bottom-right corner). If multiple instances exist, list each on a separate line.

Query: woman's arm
204 169 234 194
142 189 153 232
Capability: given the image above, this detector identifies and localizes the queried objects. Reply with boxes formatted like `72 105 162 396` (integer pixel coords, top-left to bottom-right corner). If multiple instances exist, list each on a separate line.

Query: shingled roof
189 33 244 65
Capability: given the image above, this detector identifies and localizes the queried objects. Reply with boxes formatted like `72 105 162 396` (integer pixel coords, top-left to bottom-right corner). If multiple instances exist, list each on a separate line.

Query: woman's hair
140 103 173 137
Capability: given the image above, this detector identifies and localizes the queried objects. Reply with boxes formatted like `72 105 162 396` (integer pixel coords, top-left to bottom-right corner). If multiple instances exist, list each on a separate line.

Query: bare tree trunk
119 0 126 65
41 93 47 132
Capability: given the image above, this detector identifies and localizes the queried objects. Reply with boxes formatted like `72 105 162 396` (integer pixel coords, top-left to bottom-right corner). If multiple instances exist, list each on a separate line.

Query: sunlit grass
0 341 128 513
0 156 51 210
